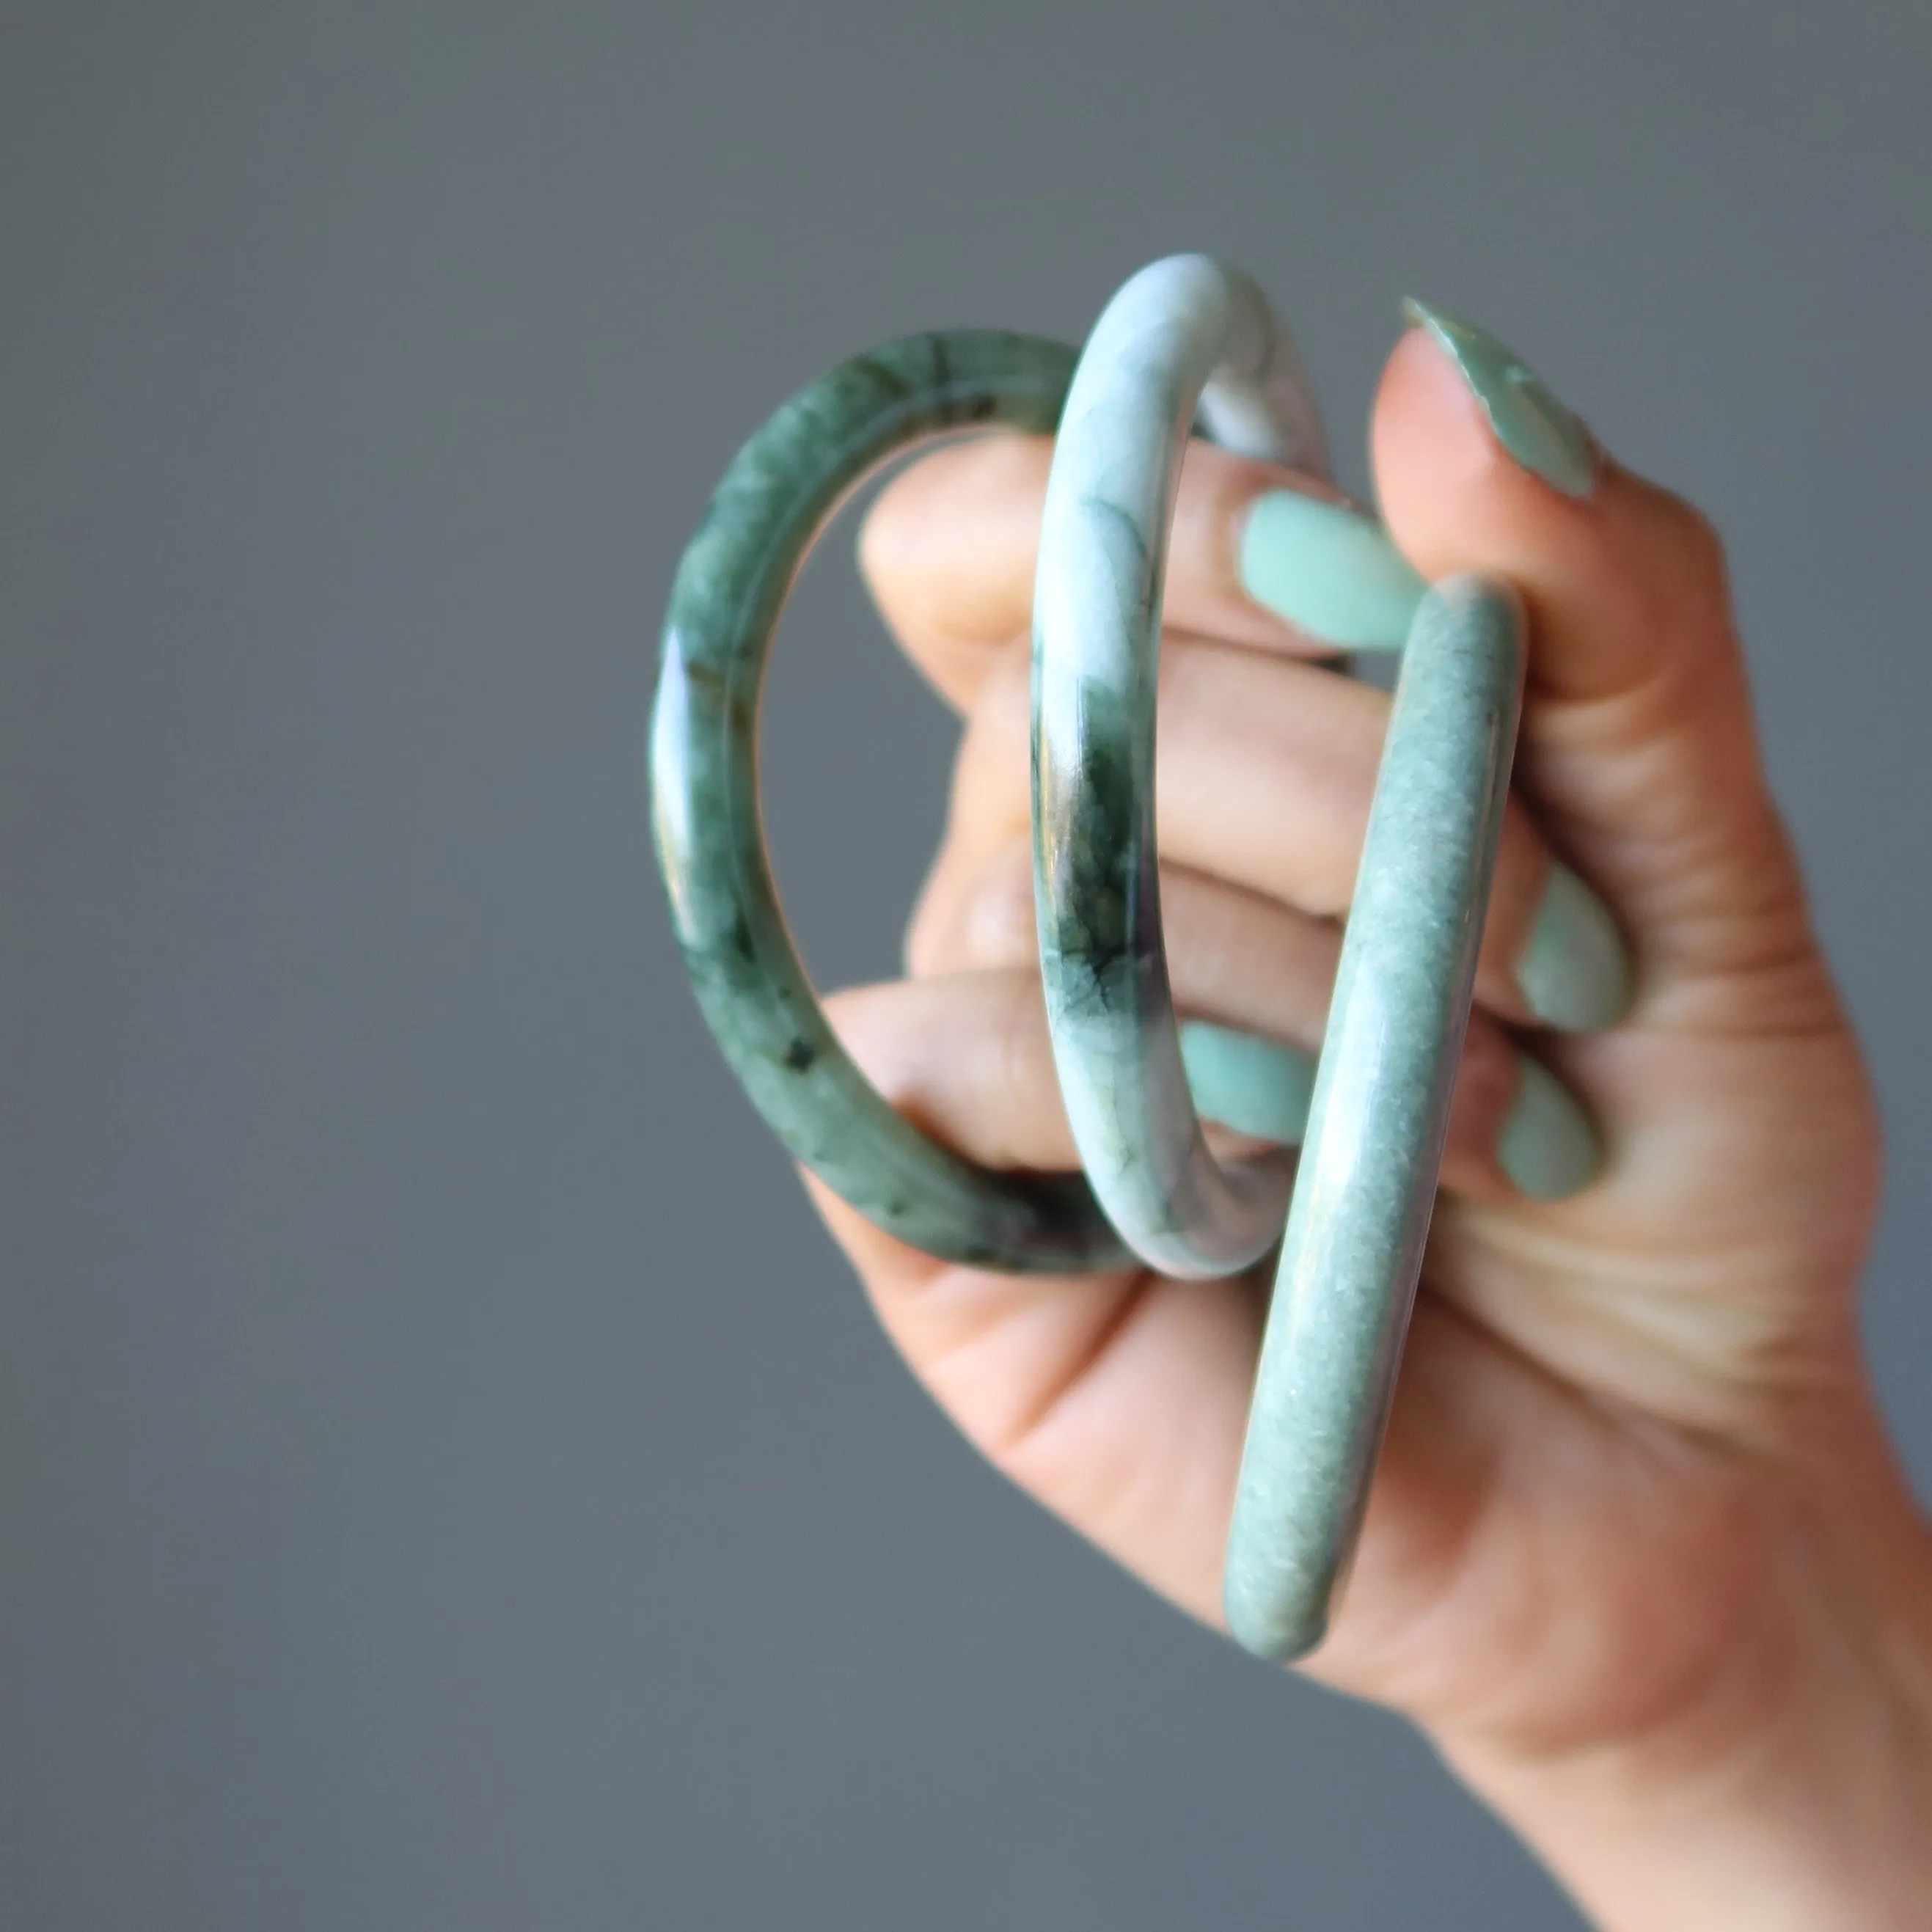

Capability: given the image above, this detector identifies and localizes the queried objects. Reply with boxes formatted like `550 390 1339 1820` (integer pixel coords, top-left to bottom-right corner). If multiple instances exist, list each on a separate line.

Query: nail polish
1496 1053 1601 1201
1182 1017 1600 1203
1179 1019 1317 1145
1515 861 1633 1033
1402 299 1598 499
1238 492 1427 653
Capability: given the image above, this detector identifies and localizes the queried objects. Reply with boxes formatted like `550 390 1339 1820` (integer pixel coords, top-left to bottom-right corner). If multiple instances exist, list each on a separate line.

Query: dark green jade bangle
650 331 1133 1273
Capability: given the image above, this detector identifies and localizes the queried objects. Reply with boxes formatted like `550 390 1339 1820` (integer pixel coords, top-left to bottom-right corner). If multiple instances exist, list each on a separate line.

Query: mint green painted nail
1402 299 1598 499
1497 1053 1600 1201
1178 1019 1317 1146
1238 493 1428 653
1515 861 1633 1032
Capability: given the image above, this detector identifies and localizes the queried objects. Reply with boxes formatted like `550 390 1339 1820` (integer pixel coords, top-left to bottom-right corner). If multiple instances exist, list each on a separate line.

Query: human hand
809 306 1932 1930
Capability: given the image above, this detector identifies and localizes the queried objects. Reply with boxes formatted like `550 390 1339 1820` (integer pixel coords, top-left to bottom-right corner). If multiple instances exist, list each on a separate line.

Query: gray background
4 2 1929 1926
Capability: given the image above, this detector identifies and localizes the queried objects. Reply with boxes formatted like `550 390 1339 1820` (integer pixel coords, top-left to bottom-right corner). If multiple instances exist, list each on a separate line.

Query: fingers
860 434 1416 710
808 971 1729 1719
865 308 1815 1030
807 962 1552 1625
805 1159 1254 1631
910 631 1621 1035
904 846 1595 1204
1371 308 1834 1025
809 972 1261 1628
806 1066 1625 1689
831 893 1572 1225
915 840 1342 1048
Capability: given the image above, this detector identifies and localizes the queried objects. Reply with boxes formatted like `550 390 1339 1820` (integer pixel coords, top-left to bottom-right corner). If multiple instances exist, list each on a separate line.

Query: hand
808 307 1932 1930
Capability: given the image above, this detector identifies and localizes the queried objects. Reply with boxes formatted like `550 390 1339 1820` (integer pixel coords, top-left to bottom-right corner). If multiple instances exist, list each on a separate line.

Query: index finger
858 433 1426 710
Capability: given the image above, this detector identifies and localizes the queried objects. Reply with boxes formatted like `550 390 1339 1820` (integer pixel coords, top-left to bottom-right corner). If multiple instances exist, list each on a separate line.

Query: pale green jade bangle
1033 257 1523 1654
1224 578 1522 1658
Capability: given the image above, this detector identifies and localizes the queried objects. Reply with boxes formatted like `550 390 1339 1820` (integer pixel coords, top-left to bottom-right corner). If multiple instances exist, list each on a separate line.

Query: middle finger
913 632 1625 1034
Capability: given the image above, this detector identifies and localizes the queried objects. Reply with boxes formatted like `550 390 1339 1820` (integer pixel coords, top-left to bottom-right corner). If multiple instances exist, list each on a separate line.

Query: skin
805 323 1932 1929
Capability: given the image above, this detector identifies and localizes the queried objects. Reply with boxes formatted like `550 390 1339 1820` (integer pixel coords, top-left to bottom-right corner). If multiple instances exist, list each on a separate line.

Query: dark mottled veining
650 332 1132 1273
1031 259 1311 1282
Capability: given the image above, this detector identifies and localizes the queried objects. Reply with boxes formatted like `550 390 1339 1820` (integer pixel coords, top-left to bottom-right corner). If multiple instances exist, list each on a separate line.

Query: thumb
1372 306 1833 1029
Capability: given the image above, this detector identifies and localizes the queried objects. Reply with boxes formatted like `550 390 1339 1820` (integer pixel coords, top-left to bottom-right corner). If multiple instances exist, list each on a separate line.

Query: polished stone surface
651 330 1133 1273
1223 576 1525 1661
1031 256 1333 1280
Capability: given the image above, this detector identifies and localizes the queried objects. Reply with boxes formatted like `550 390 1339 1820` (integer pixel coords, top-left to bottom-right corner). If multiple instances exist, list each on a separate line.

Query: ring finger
913 838 1600 1205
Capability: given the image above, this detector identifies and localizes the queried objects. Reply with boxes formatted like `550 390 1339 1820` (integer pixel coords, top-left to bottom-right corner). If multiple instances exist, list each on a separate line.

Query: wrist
1435 1399 1932 1932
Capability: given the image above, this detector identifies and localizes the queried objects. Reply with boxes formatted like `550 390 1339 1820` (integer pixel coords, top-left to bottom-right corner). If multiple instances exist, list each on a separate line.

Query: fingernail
1182 1017 1600 1200
1238 492 1428 653
1497 1053 1601 1201
1401 299 1598 499
1515 862 1633 1032
1179 1019 1317 1145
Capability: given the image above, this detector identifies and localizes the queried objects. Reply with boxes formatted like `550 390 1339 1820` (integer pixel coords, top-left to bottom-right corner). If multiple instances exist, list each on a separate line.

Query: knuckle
857 438 1050 650
902 862 953 977
1448 1020 1520 1144
908 840 1038 978
819 984 896 1094
951 640 1031 811
855 451 972 641
855 474 921 623
1667 496 1728 581
962 841 1039 964
1635 489 1735 637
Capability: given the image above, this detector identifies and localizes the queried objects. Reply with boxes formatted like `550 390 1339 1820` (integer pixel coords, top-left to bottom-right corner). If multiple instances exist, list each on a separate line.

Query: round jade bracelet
650 256 1524 1658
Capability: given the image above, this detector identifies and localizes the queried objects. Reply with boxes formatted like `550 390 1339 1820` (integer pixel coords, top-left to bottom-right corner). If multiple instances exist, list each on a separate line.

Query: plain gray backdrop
4 2 1930 1926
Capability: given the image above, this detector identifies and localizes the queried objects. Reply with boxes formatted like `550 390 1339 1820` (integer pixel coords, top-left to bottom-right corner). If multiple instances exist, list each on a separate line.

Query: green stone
1223 577 1524 1661
650 331 1133 1273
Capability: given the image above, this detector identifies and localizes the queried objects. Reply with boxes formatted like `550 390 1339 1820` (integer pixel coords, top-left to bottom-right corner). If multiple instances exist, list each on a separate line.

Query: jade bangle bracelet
650 255 1524 1660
